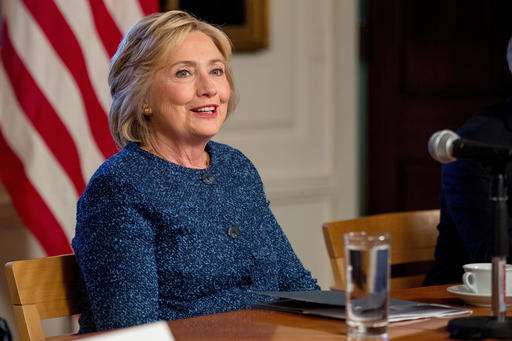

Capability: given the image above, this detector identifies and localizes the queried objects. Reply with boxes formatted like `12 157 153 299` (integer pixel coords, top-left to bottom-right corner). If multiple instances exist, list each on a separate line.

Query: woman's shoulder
209 140 244 156
90 150 129 180
208 141 262 182
209 141 254 167
82 145 142 199
209 141 267 199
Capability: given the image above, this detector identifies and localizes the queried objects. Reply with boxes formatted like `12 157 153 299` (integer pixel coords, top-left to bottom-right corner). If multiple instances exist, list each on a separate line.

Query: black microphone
428 130 512 164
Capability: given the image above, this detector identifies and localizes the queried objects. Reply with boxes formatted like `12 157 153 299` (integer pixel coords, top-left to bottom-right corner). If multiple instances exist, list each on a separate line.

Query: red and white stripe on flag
0 0 159 256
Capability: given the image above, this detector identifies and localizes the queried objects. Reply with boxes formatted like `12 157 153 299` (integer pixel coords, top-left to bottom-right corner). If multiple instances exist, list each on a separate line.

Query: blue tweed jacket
72 141 318 332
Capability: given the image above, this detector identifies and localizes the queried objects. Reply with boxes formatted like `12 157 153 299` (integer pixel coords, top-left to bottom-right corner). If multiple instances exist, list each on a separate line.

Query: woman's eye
210 68 224 76
175 69 191 78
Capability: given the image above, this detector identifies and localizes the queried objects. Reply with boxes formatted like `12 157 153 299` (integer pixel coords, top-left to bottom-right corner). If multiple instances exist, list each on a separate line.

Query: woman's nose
196 74 217 97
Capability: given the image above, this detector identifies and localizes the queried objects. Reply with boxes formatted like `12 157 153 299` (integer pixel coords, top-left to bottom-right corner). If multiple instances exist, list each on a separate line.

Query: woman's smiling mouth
191 104 219 118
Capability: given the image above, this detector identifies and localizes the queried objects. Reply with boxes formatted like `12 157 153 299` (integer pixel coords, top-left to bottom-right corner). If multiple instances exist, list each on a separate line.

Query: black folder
255 290 471 322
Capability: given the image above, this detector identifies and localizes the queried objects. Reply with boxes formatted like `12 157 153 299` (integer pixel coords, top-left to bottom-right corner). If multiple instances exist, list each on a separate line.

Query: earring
143 104 152 116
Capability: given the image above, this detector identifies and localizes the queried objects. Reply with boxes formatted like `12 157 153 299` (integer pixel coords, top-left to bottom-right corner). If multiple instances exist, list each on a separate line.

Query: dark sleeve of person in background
424 100 512 285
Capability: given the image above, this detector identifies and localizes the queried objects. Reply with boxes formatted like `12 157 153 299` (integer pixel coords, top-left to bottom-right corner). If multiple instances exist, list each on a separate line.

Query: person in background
424 36 512 285
72 11 318 333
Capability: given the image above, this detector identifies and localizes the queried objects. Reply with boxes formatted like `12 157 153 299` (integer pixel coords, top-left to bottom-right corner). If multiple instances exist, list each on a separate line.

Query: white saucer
447 285 512 307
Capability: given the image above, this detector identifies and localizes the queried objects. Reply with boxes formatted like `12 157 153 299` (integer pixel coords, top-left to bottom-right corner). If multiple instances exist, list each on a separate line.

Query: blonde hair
108 10 236 148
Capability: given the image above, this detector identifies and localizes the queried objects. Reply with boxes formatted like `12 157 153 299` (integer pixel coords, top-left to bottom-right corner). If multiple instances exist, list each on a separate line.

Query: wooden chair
323 210 440 290
4 254 81 341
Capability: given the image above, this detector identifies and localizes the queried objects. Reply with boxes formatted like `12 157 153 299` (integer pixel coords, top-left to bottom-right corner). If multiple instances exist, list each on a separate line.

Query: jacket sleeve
243 155 319 291
262 206 320 291
72 174 158 331
442 158 506 263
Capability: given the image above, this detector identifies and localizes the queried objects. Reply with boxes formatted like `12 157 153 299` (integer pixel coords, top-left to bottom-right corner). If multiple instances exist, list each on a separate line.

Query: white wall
0 0 359 337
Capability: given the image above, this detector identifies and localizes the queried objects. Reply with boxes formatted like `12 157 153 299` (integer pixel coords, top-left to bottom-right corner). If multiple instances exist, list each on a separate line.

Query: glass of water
344 232 390 339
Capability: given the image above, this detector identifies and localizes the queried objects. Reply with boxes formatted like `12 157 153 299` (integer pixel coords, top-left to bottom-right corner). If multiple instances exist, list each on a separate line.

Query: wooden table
58 285 512 340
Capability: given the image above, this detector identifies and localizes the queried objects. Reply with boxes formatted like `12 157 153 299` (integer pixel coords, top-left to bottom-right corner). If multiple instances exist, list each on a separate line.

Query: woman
72 11 318 333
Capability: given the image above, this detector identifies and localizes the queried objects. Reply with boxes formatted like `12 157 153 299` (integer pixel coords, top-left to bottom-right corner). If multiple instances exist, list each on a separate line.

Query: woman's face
148 31 231 146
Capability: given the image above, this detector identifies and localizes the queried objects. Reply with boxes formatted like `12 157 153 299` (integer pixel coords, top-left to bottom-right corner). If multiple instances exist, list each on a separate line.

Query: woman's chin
190 120 224 140
190 128 222 142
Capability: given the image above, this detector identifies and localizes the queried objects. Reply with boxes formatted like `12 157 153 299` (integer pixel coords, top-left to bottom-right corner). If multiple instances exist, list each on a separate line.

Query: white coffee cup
462 263 512 296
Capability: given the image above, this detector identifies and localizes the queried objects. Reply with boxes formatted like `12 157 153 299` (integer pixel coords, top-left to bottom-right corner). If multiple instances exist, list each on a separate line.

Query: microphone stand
448 162 512 339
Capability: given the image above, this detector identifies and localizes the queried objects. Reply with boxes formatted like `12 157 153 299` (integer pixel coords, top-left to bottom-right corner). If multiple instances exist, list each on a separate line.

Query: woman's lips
191 105 218 118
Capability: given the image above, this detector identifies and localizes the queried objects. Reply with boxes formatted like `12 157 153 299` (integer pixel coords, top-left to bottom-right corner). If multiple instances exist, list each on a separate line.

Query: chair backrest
4 254 80 341
323 209 439 290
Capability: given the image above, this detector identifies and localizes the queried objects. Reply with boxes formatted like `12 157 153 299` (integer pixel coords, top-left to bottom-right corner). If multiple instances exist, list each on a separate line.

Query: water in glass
345 232 390 338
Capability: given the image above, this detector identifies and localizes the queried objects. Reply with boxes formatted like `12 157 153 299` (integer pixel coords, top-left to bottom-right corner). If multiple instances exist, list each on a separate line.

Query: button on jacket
72 141 319 333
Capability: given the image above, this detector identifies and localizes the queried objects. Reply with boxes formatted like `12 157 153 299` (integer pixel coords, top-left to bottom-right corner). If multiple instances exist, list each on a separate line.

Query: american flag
0 0 158 255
